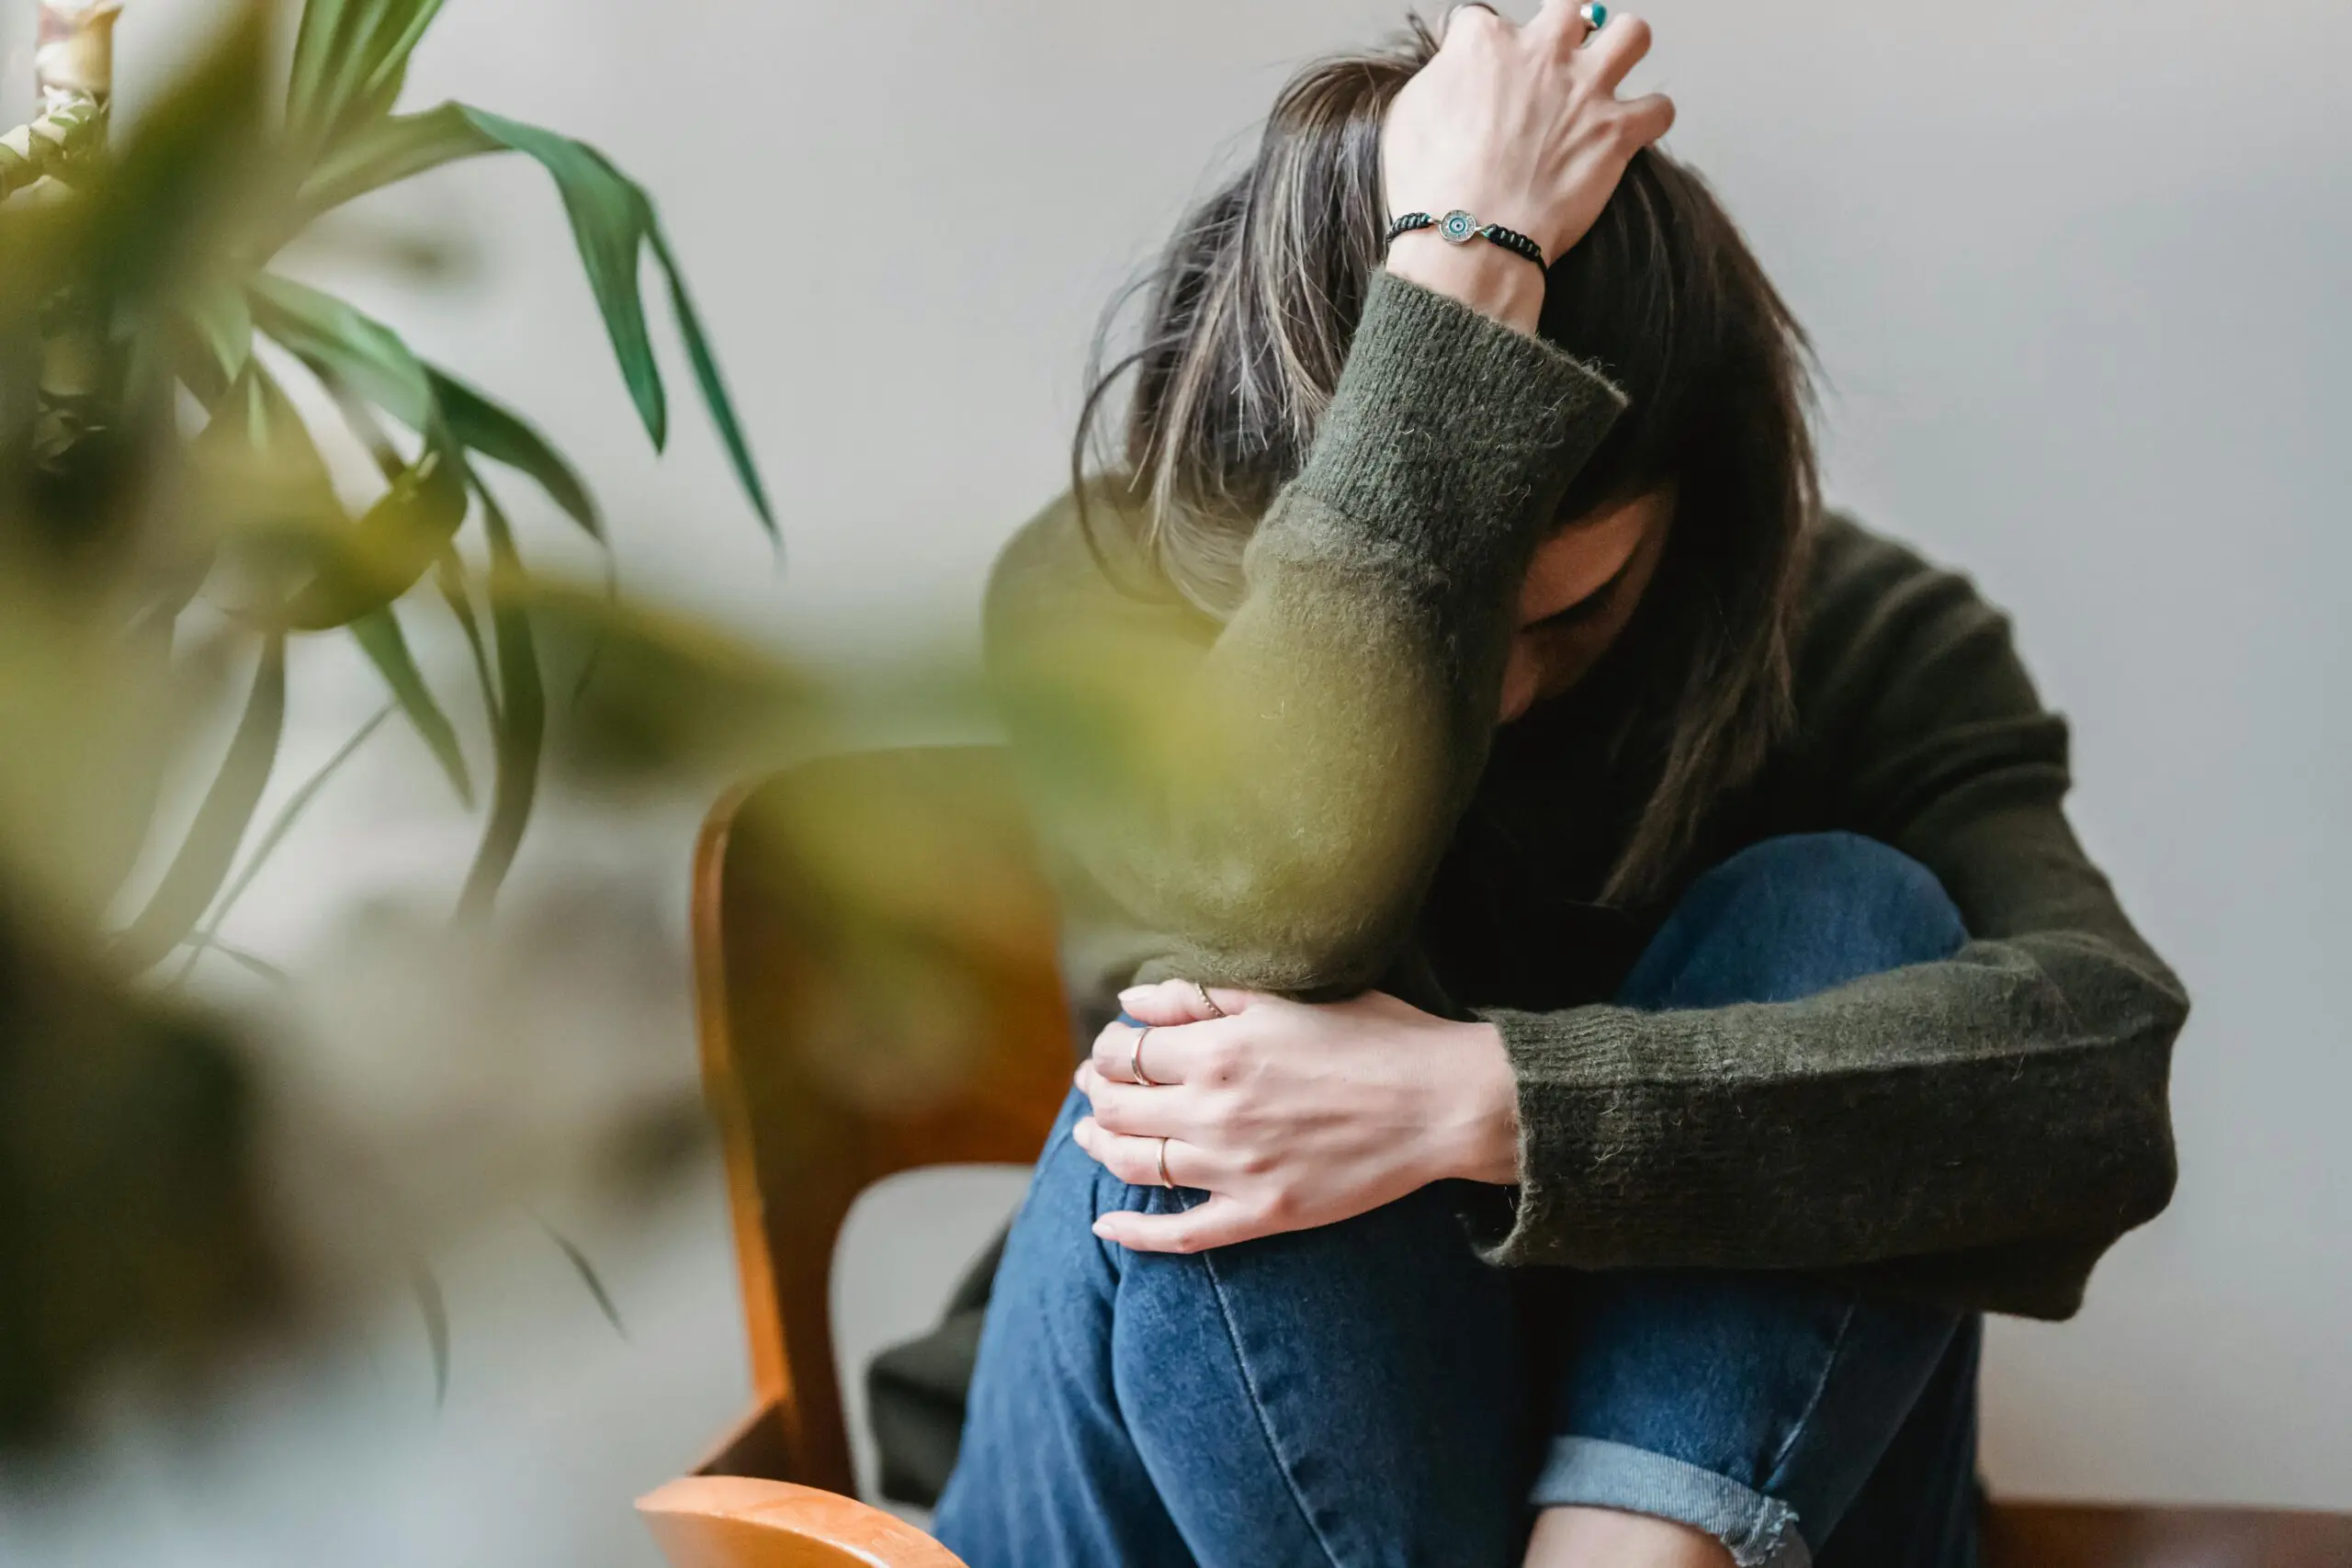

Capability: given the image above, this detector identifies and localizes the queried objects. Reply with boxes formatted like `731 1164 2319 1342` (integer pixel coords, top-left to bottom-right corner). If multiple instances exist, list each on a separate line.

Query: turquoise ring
1580 2 1609 30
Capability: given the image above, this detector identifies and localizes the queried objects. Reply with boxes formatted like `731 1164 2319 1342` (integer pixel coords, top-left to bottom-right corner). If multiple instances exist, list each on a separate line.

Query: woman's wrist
1383 237 1545 336
1430 1019 1524 1187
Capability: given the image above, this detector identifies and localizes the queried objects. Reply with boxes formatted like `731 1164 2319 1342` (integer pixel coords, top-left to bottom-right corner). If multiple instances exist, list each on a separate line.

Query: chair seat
639 1476 966 1568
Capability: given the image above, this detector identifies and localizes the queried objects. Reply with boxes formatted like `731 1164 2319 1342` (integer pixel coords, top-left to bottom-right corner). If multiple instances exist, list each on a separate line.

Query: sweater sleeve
1476 526 2186 1319
986 273 1625 1000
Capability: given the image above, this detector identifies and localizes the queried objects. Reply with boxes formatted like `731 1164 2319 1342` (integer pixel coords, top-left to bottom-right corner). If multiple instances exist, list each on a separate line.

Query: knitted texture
869 276 2188 1504
981 274 2183 1310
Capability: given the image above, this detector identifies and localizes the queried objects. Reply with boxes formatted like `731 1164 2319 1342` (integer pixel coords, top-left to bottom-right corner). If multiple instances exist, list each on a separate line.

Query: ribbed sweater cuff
1474 1001 1784 1270
1471 1005 1619 1267
1283 271 1627 582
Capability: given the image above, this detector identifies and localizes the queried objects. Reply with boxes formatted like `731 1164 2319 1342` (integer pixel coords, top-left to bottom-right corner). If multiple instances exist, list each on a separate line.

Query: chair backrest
689 747 1072 1495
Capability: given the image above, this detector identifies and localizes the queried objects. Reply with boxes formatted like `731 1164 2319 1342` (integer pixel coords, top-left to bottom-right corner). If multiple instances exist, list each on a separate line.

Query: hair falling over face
1072 17 1819 904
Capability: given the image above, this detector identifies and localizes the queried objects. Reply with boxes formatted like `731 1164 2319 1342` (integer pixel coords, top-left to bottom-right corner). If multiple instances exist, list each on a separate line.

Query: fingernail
1118 987 1150 1006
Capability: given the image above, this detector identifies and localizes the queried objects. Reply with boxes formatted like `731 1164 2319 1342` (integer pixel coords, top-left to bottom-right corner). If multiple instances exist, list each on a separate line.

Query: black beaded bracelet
1384 209 1547 270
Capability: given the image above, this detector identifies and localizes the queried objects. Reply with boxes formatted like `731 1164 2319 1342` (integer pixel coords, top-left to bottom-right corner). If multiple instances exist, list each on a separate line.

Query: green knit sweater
868 270 2184 1502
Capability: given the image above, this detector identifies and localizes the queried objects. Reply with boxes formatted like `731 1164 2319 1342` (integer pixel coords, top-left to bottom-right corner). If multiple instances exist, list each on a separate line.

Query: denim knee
1622 832 1967 1011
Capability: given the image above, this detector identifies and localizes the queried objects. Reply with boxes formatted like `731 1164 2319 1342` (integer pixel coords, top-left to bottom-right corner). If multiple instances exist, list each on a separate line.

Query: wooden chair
639 748 2352 1568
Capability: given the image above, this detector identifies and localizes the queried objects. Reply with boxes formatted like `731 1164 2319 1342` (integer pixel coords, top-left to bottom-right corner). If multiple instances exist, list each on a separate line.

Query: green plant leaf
178 932 292 985
114 637 288 973
452 107 774 535
250 272 432 425
285 101 775 537
407 1259 449 1410
437 549 500 730
349 607 472 806
428 367 601 541
249 276 471 626
288 0 449 148
198 359 341 532
457 111 662 434
281 443 468 630
178 283 254 405
537 1219 628 1340
177 704 393 987
649 231 776 539
456 486 543 919
293 101 501 220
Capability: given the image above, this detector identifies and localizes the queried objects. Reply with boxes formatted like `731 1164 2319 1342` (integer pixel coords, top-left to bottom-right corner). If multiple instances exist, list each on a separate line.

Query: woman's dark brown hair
1072 17 1817 903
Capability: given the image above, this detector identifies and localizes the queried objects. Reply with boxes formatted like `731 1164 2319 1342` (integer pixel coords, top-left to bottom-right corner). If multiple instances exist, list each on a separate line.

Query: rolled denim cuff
1531 1436 1811 1568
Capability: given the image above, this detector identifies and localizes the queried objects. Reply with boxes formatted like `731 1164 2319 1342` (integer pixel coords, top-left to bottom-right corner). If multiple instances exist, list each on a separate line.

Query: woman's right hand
1382 3 1674 332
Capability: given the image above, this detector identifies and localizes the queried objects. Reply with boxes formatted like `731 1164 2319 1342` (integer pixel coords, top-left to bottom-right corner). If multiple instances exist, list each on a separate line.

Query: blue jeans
934 834 1980 1568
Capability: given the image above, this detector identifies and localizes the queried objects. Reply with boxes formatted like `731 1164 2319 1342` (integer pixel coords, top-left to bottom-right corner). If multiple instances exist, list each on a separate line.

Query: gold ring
1193 980 1227 1019
1132 1025 1159 1088
1157 1135 1175 1190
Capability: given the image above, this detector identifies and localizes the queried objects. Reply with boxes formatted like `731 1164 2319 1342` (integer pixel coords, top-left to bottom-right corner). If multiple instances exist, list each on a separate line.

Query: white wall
5 1 2346 1561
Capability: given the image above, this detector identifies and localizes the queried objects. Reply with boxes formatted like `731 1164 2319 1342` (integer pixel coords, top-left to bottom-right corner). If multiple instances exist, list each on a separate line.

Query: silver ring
1132 1025 1159 1088
1192 980 1227 1019
1157 1135 1176 1190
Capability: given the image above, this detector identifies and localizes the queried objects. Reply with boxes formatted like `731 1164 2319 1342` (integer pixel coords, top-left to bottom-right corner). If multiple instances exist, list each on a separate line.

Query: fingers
1070 1116 1214 1191
1579 12 1654 92
1617 90 1676 148
1091 1017 1211 1086
1076 1061 1186 1138
1092 1195 1272 1256
1116 976 1252 1027
1442 2 1504 43
1527 0 1593 51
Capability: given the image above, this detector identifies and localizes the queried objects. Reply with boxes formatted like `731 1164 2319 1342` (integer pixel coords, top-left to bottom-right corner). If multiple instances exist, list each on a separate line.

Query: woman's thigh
935 1087 1532 1568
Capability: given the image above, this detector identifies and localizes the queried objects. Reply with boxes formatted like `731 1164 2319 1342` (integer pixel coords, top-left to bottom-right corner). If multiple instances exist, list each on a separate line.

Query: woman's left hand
1070 979 1521 1253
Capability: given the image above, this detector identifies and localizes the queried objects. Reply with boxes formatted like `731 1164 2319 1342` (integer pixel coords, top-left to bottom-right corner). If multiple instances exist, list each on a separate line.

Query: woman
888 7 2186 1566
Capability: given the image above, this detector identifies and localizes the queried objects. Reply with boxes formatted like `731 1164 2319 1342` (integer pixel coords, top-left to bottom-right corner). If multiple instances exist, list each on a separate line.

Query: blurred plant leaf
248 272 432 427
33 6 272 329
288 0 449 151
349 608 471 805
427 367 600 542
245 272 468 628
407 1258 449 1410
456 486 542 919
537 1220 627 1340
284 447 467 629
436 550 499 729
291 101 498 220
178 283 254 404
181 703 393 989
176 931 291 985
113 637 288 973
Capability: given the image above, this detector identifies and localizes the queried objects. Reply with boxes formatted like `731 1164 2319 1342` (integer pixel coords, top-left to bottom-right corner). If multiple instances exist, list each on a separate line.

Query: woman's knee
1623 832 1967 1010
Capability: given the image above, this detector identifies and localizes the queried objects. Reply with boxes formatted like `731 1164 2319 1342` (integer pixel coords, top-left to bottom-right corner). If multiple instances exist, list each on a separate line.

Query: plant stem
37 2 121 116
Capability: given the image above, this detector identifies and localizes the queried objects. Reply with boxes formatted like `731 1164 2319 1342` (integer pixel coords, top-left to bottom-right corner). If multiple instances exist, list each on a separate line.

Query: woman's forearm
990 279 1623 1000
991 6 1675 1002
